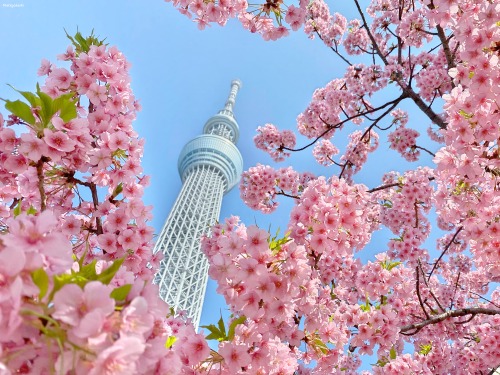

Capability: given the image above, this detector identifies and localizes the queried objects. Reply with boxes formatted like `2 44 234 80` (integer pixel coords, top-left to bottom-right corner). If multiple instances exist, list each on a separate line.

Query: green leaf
4 100 35 124
36 87 55 126
49 273 75 301
80 260 98 281
53 93 77 122
312 337 329 354
381 260 401 271
26 205 37 215
418 343 432 355
217 315 226 337
268 230 291 254
165 336 177 349
201 323 226 342
374 358 388 367
360 296 371 312
97 257 125 285
110 284 132 301
459 109 473 119
227 316 246 340
32 268 50 299
390 347 397 360
7 85 41 107
13 199 22 217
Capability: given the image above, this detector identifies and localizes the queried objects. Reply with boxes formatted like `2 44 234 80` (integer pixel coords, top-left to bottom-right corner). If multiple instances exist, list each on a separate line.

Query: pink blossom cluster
388 126 420 161
164 0 309 40
433 1 500 283
304 0 347 47
312 139 338 166
201 218 410 373
0 37 207 374
288 176 379 259
201 220 311 373
240 164 312 213
374 168 434 264
164 0 246 29
340 128 379 182
254 123 296 162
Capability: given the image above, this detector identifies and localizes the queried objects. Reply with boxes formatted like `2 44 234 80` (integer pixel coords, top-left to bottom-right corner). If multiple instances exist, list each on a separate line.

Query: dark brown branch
36 158 47 211
428 226 463 280
89 183 103 235
414 145 436 157
401 85 447 129
368 177 435 194
367 182 402 193
353 0 447 129
419 260 446 313
313 28 353 66
276 190 300 200
400 308 500 334
469 291 500 310
450 271 461 310
282 94 407 152
416 266 430 319
436 25 455 70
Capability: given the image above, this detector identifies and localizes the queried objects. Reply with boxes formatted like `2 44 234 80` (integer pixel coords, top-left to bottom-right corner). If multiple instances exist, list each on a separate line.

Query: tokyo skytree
153 80 243 329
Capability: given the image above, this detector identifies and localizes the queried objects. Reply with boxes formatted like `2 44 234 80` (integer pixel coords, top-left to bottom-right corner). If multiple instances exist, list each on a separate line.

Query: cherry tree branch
367 182 402 193
312 27 353 66
353 0 447 129
414 145 436 157
282 94 407 152
276 190 300 200
416 266 430 319
400 308 500 334
428 226 463 280
36 158 47 211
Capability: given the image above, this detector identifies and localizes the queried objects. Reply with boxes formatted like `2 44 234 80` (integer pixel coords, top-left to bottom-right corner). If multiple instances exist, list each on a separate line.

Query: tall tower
153 80 243 329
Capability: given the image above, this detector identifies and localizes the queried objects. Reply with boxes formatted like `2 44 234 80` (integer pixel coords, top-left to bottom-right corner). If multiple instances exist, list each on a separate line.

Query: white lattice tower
153 80 243 329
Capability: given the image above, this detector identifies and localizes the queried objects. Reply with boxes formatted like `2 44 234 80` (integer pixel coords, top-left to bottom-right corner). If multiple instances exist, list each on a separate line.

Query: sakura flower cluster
0 35 208 374
254 123 296 162
388 110 420 162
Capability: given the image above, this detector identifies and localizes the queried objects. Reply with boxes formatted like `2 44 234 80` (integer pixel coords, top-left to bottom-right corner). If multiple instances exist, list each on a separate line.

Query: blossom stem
400 307 500 334
428 226 463 280
36 158 47 211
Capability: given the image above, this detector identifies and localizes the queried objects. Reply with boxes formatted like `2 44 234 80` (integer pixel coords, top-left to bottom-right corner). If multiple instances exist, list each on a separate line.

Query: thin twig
428 226 463 280
282 94 407 152
416 266 430 319
36 158 47 211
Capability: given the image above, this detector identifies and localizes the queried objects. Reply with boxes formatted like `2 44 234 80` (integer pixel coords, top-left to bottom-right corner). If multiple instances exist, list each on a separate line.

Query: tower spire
223 79 242 114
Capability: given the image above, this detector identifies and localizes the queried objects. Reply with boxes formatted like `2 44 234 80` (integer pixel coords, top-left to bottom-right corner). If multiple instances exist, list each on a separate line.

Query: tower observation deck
153 80 243 329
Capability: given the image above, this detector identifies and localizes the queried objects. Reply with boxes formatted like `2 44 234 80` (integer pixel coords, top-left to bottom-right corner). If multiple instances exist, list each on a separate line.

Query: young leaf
80 260 98 281
7 85 41 107
36 88 55 126
110 284 132 301
31 268 50 300
390 347 397 360
13 199 22 217
53 93 77 122
26 205 37 215
418 343 432 355
97 257 125 284
4 100 35 125
227 315 246 340
165 336 177 349
217 315 226 338
201 323 226 341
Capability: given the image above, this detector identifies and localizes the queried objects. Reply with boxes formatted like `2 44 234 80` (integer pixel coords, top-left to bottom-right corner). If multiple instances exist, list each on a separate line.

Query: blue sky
0 0 440 359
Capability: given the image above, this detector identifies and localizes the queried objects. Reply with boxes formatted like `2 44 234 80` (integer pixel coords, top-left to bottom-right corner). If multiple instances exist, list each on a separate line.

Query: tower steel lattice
153 80 243 329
